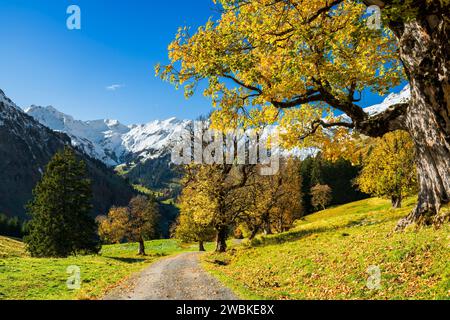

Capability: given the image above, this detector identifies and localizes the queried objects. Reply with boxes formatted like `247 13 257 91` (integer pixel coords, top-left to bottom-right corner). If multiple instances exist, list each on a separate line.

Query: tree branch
271 90 323 109
362 0 386 8
303 0 345 24
316 82 368 123
222 74 262 94
299 119 355 140
356 102 409 137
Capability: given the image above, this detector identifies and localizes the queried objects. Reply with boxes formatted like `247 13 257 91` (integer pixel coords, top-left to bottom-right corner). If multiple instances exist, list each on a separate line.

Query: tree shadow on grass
249 227 331 248
103 257 147 264
249 217 393 248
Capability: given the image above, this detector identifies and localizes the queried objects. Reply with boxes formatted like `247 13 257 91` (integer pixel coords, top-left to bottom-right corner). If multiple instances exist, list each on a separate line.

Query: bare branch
356 102 409 137
298 119 355 140
362 0 386 8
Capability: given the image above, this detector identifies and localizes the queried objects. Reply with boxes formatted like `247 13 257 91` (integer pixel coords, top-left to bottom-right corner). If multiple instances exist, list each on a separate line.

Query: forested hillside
0 89 136 220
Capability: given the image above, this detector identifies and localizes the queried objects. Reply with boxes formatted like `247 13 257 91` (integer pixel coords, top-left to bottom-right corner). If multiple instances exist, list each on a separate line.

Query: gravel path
104 252 238 300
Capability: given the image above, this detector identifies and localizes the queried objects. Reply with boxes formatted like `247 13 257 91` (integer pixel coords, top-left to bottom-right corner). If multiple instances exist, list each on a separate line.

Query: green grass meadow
1 197 449 300
0 238 197 300
202 197 450 300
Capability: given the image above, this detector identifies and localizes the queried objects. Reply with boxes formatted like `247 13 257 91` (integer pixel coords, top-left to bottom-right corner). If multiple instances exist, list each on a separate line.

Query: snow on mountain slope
0 89 20 126
25 106 191 166
25 105 136 166
122 117 191 161
364 85 410 115
0 89 20 111
0 90 26 128
24 86 410 167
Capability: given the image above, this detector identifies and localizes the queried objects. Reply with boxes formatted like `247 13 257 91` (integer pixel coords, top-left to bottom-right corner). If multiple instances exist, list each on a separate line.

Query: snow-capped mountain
25 106 191 166
0 89 21 127
0 89 135 218
122 117 191 162
0 89 20 110
364 85 410 116
24 86 410 167
338 85 410 124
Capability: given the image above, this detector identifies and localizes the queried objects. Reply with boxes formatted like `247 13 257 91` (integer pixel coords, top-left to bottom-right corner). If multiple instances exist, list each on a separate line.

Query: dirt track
103 252 238 300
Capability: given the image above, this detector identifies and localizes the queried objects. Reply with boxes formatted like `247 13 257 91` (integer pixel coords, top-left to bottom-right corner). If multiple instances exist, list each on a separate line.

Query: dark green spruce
25 147 100 257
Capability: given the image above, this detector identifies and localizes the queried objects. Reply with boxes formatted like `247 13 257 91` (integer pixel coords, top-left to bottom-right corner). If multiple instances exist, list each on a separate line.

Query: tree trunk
278 218 283 233
215 225 228 253
199 241 206 252
263 221 272 236
262 212 272 235
249 227 259 240
358 2 450 232
138 237 146 256
391 195 402 209
394 17 450 230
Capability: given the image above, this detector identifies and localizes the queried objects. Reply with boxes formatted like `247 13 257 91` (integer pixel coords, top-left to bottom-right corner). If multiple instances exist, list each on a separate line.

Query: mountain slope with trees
0 89 135 220
300 156 368 215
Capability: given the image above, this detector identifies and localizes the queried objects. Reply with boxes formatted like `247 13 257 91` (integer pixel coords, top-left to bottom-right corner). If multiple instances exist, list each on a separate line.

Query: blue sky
0 0 406 124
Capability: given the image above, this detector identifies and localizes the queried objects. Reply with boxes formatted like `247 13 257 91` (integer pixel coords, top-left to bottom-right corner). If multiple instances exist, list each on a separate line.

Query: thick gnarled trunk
394 17 450 229
398 85 450 229
263 220 272 236
249 226 260 240
357 5 450 229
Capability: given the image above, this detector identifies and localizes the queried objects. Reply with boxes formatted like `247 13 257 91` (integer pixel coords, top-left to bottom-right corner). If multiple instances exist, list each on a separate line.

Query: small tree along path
104 252 238 300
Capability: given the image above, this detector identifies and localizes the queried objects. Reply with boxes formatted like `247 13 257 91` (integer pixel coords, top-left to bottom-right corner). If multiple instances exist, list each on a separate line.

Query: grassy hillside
0 238 197 300
203 197 450 300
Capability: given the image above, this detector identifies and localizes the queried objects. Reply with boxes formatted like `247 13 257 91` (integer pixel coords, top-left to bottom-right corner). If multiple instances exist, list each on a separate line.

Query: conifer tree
25 147 99 257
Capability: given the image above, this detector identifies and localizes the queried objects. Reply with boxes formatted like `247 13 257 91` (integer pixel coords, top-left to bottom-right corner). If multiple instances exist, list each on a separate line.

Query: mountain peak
25 105 76 131
25 105 190 166
105 119 121 127
384 85 410 104
163 117 180 124
26 105 72 118
0 89 21 112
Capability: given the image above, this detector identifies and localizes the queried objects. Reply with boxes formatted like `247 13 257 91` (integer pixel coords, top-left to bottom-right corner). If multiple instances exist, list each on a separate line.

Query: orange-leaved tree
98 196 159 255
